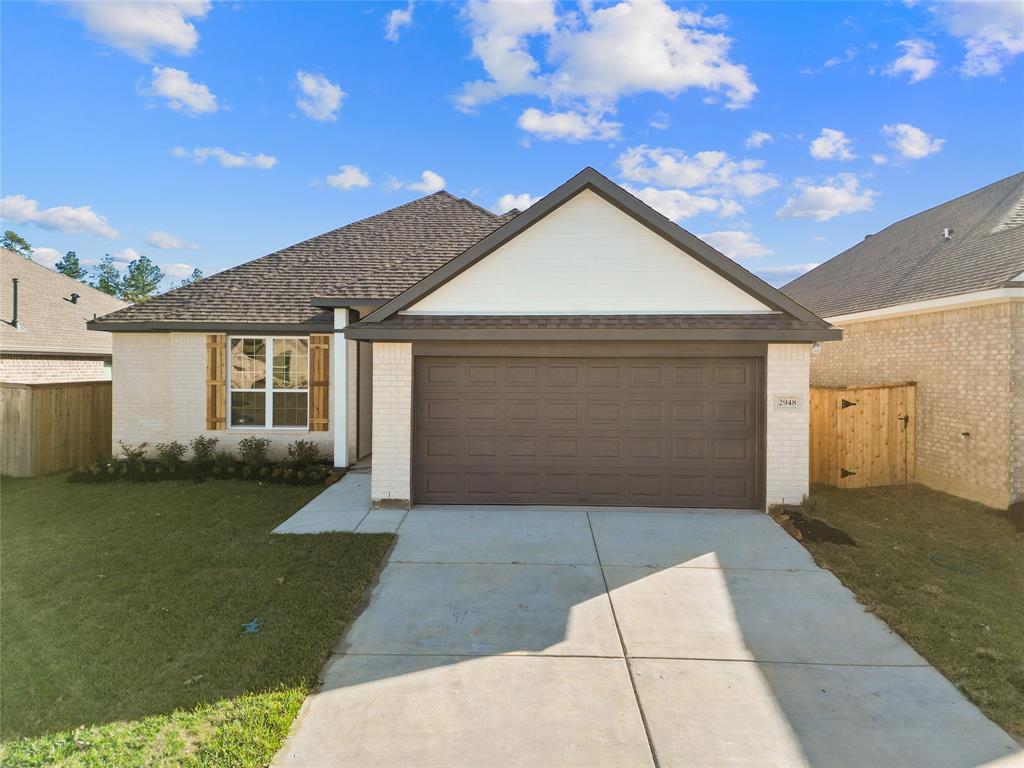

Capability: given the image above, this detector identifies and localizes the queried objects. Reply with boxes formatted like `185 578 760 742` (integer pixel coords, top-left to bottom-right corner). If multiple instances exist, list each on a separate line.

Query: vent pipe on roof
10 278 20 329
943 227 954 241
69 292 80 304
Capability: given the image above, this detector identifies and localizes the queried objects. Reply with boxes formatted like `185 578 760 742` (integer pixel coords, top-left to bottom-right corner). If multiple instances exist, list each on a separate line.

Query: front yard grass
0 475 393 767
797 484 1024 739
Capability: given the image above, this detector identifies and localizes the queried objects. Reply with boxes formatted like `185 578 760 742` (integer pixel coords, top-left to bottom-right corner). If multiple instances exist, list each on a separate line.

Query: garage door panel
414 357 761 508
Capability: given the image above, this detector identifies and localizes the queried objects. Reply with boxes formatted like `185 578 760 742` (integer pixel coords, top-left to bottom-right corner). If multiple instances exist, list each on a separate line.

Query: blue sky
2 1 1022 289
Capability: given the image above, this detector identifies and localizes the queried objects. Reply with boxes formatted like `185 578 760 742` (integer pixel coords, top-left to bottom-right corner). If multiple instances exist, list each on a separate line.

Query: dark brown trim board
87 321 332 333
363 167 827 325
346 326 841 342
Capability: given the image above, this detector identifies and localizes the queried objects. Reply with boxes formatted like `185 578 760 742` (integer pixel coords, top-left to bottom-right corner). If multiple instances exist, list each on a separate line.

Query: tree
55 250 88 281
91 254 123 298
175 267 203 288
121 254 164 302
1 230 32 258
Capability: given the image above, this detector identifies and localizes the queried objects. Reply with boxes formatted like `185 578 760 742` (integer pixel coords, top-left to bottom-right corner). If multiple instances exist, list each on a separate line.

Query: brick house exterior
92 169 839 510
785 173 1024 508
1 249 128 383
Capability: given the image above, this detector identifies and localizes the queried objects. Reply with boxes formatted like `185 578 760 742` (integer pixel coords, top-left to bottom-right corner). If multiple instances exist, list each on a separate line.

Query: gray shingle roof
782 172 1024 318
94 192 515 327
1 249 129 355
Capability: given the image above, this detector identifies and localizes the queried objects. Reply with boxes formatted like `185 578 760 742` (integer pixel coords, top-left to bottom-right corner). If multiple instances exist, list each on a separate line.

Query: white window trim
227 335 310 431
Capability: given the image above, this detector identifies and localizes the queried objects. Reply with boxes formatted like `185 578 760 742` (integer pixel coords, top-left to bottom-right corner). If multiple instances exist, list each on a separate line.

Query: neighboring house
1 248 129 383
90 168 838 510
784 172 1024 509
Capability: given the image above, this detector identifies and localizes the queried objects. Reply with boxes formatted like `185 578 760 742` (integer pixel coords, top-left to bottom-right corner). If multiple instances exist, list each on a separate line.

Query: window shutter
309 334 330 431
206 334 227 430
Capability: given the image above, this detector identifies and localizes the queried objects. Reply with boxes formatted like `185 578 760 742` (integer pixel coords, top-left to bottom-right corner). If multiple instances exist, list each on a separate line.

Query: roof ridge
1 248 129 305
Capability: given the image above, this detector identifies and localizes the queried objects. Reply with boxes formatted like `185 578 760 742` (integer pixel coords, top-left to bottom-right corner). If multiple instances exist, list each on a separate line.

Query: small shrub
118 441 148 467
238 436 271 468
286 440 321 467
259 466 270 478
190 436 219 466
801 494 827 517
155 441 186 469
213 450 235 472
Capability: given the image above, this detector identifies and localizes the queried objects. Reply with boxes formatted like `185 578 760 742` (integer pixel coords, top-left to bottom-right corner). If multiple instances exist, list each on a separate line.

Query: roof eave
343 326 842 342
87 320 332 333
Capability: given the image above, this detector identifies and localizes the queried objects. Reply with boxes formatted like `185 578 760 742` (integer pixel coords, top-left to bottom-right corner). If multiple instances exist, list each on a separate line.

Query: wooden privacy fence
1 381 112 477
810 383 916 489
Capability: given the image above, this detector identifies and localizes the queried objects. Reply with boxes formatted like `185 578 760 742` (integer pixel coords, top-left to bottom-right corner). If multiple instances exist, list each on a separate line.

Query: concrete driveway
274 506 1021 768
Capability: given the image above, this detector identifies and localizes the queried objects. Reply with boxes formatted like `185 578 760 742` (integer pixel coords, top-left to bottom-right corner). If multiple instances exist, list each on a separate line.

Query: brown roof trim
310 297 389 308
344 327 841 342
87 320 330 333
362 167 826 325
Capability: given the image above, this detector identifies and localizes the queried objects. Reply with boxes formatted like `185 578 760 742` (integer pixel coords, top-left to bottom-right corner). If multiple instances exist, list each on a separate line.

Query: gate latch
899 414 909 429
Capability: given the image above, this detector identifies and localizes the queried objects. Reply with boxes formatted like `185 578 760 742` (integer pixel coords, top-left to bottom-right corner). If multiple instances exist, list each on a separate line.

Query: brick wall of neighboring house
1010 301 1024 504
370 342 412 507
766 343 811 507
810 300 1019 508
0 353 109 383
111 332 335 460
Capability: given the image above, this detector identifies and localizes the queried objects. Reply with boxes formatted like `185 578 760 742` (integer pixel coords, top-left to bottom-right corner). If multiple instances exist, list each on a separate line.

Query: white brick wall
111 332 334 460
765 343 811 506
371 342 412 506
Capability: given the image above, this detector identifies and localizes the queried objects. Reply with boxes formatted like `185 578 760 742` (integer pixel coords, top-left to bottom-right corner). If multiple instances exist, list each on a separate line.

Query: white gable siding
405 189 772 315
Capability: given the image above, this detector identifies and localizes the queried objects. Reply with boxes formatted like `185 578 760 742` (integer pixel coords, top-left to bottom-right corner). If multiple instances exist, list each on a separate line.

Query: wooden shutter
206 334 227 430
309 334 330 431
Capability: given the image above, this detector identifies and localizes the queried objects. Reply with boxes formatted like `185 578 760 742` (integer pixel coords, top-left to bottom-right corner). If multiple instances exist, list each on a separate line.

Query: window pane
231 338 266 389
273 392 308 428
231 391 266 427
272 339 309 389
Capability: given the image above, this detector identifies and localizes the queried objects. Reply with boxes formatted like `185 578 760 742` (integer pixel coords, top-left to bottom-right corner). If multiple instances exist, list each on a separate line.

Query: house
1 248 128 383
784 172 1024 509
90 168 839 510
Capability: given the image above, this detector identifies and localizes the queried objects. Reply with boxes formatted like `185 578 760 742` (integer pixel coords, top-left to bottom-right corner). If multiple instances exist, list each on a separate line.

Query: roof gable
364 168 822 323
405 188 772 315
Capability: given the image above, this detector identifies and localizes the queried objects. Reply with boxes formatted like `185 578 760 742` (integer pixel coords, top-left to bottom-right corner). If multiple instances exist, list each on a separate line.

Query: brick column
766 343 811 507
371 342 412 507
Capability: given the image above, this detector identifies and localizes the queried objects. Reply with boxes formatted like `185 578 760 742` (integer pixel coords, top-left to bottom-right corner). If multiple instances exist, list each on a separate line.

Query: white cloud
172 146 277 169
824 47 858 68
295 71 345 122
648 111 670 130
0 194 120 239
64 1 210 60
517 107 621 141
776 174 877 221
882 123 945 159
385 1 414 42
625 184 741 221
31 247 63 268
755 262 819 285
112 247 140 266
457 0 757 119
744 130 772 149
146 230 199 250
883 39 939 83
325 165 371 190
872 153 889 165
933 1 1024 76
809 128 856 161
162 262 197 279
391 170 446 194
699 230 774 260
618 145 779 198
493 193 539 213
149 66 217 115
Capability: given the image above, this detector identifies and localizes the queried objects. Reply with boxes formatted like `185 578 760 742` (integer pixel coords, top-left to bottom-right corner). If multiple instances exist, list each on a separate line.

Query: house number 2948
775 396 800 410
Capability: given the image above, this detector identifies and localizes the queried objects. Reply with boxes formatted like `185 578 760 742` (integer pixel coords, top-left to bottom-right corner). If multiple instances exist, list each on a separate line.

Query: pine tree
1 230 32 258
55 251 89 281
176 267 203 288
91 255 123 297
121 255 165 302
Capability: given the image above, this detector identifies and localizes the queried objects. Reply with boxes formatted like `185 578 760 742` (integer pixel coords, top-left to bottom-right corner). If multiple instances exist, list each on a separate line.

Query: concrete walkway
274 505 1022 768
272 473 406 534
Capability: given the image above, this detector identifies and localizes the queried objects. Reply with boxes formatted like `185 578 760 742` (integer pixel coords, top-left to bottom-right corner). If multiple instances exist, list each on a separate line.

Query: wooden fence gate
1 381 112 477
810 383 916 488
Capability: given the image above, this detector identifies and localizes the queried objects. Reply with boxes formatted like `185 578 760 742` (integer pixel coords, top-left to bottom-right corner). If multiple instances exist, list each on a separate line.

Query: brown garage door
413 356 762 508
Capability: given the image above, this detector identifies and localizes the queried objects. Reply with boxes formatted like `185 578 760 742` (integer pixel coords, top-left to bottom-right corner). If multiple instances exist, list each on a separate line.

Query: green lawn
797 484 1024 739
0 475 393 767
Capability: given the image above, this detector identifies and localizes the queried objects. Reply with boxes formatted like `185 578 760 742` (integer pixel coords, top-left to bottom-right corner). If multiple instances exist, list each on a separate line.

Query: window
229 337 309 428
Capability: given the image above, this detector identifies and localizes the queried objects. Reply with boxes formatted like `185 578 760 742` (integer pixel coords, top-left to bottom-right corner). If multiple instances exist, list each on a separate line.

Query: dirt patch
770 505 857 545
997 502 1024 533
